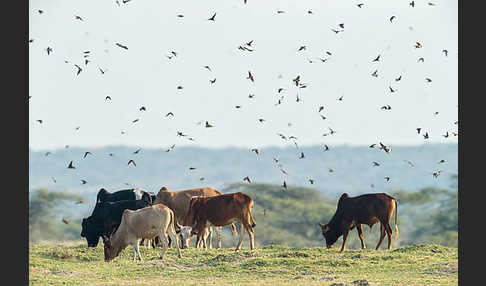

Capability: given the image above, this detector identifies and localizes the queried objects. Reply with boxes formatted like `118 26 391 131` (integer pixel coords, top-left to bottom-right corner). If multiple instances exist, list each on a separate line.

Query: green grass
29 241 457 285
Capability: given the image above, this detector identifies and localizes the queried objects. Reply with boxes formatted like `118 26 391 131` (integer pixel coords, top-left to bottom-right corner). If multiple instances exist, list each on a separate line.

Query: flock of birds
31 1 457 214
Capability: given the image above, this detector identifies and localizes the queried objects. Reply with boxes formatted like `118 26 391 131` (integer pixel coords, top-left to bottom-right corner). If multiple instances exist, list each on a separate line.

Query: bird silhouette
67 161 75 169
395 75 402 81
372 162 380 167
105 96 112 101
357 3 364 8
423 132 429 139
205 121 214 128
438 159 446 164
282 181 287 189
309 179 315 184
298 46 307 51
251 148 259 155
62 218 69 224
373 55 381 62
372 70 378 77
369 144 376 148
426 78 432 82
247 71 254 82
115 43 128 50
189 167 196 170
389 86 396 93
390 16 396 22
324 144 329 151
384 177 391 182
299 152 305 159
74 64 82 75
132 119 139 123
410 1 415 7
166 144 176 152
83 152 92 158
139 106 146 111
418 57 425 63
328 168 334 173
209 78 216 84
128 160 136 166
443 132 449 138
208 12 217 21
417 128 422 134
414 42 422 49
165 112 174 117
133 148 141 154
442 49 448 57
243 176 251 183
74 15 83 21
433 170 442 178
81 180 87 185
46 47 53 55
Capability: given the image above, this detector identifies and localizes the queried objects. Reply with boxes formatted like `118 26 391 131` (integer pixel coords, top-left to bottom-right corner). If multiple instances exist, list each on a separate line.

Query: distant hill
29 143 457 213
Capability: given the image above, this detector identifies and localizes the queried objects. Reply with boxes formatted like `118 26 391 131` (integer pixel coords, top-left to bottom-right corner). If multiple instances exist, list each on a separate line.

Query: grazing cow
154 186 237 248
102 204 182 262
319 193 399 252
184 192 256 251
81 198 152 247
96 188 152 204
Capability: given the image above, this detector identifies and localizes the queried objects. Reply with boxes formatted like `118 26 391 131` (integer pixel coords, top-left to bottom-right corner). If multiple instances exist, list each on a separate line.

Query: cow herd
81 187 399 262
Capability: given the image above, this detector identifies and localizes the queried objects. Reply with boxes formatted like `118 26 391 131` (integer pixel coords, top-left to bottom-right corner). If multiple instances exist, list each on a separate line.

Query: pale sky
29 0 458 151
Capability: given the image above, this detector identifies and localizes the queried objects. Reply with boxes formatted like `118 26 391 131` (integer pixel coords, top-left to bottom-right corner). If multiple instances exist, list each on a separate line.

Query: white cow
102 203 182 261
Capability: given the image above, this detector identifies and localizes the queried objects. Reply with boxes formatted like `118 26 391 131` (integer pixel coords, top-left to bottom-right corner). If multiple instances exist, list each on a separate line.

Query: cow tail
394 199 399 240
231 223 238 236
250 210 256 228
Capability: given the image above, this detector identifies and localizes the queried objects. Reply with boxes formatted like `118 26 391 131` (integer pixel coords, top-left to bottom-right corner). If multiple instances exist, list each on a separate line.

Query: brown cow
319 193 399 252
185 192 256 251
154 186 237 248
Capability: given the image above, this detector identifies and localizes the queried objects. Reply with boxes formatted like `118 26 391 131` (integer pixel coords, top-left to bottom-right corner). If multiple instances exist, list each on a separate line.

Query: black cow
319 193 399 252
96 188 152 205
81 198 152 247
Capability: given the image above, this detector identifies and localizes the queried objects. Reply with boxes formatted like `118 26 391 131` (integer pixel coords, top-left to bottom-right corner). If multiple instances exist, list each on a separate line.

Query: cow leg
340 228 350 253
167 226 182 259
159 233 169 260
216 226 222 249
207 226 213 249
375 224 386 250
134 240 143 261
384 223 393 250
356 224 366 249
235 223 245 251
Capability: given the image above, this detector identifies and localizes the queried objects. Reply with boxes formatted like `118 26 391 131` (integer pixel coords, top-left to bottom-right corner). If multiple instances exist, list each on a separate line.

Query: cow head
154 187 171 205
81 217 103 247
319 223 339 248
179 226 193 249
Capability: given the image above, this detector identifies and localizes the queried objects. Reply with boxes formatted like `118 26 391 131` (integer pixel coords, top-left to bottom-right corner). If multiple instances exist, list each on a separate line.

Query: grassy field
29 241 457 286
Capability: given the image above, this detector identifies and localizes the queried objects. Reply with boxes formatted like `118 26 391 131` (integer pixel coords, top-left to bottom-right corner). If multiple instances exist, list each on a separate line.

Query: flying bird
357 3 364 8
299 152 305 159
418 57 425 63
166 144 176 152
67 161 75 169
282 181 287 189
309 179 315 185
133 148 141 154
442 49 448 57
433 170 442 178
372 55 381 62
414 42 422 49
208 12 217 21
205 121 214 128
390 16 396 22
74 15 83 21
99 68 107 74
410 1 415 7
139 106 146 111
165 112 174 117
74 64 82 75
203 65 212 71
369 144 376 148
36 119 43 124
209 78 216 84
372 162 380 167
247 71 254 82
426 78 432 82
81 180 87 185
132 119 139 123
251 148 259 155
423 132 429 139
128 160 136 166
46 47 53 55
339 23 344 29
105 95 112 101
371 70 378 77
417 128 422 134
243 176 251 183
324 144 329 151
62 218 69 224
83 152 92 158
389 86 396 93
384 177 391 182
395 75 402 81
115 43 128 50
438 159 446 164
298 46 307 51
